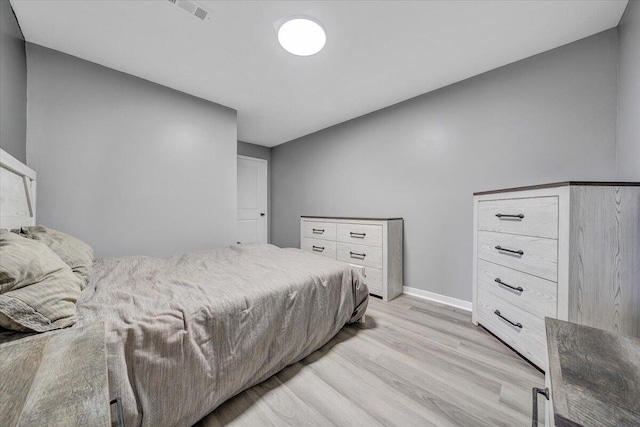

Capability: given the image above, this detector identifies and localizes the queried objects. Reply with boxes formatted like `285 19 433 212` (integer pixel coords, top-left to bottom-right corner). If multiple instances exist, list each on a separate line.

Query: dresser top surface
546 318 640 427
474 181 640 196
301 216 403 221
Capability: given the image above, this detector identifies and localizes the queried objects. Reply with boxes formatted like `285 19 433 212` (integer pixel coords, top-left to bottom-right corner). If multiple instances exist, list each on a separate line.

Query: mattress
75 243 368 426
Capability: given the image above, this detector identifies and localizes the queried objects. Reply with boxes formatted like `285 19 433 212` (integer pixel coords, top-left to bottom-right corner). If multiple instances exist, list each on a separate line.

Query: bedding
75 243 368 427
13 225 94 286
0 230 84 332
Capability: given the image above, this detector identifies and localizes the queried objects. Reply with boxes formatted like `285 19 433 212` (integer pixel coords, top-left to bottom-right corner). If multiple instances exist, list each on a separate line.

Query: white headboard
0 148 36 229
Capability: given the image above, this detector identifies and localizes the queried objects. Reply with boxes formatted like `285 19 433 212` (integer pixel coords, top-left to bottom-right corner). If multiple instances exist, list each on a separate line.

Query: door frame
237 155 268 244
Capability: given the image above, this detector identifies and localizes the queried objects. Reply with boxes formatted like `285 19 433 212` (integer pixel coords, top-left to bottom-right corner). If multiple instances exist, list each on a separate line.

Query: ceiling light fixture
278 18 326 56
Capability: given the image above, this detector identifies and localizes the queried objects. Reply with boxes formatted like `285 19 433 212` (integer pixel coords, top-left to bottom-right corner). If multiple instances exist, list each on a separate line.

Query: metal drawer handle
350 251 366 258
110 397 125 427
495 213 524 219
495 278 524 292
532 387 549 427
312 245 325 252
495 245 524 255
350 232 366 238
312 228 324 234
494 310 522 328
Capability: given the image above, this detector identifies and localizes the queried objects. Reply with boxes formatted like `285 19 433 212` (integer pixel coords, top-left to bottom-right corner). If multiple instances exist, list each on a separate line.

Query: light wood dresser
472 182 640 370
300 216 403 302
539 318 640 427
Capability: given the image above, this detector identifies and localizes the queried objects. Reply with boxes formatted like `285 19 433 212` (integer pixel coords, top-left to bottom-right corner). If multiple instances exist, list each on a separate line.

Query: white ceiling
11 0 628 147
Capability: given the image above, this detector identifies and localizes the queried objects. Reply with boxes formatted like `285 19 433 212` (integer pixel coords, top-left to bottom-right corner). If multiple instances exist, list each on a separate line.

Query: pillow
14 225 93 287
0 230 84 332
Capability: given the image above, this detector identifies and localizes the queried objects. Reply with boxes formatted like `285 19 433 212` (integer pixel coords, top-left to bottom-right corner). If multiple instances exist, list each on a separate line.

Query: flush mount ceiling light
278 18 326 56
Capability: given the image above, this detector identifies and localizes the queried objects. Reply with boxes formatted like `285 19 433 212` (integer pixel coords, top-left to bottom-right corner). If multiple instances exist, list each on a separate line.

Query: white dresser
300 216 403 302
472 182 640 370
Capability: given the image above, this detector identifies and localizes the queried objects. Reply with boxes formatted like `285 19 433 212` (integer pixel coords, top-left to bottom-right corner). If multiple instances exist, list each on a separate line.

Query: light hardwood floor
196 295 545 427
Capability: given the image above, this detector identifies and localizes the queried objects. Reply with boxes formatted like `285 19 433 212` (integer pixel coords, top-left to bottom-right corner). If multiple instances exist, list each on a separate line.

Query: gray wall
617 0 640 181
237 140 271 242
0 0 27 162
271 30 618 302
238 141 271 162
26 43 238 258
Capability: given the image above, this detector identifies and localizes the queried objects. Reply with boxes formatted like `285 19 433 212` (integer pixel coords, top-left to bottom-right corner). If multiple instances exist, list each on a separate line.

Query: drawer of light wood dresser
337 243 383 269
477 231 557 282
301 238 337 258
477 260 557 320
349 264 383 295
364 267 383 295
478 197 558 239
302 221 337 241
476 291 547 368
337 223 383 247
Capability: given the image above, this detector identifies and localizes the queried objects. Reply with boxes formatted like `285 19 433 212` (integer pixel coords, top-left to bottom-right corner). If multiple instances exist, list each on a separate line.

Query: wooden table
0 322 114 427
545 318 640 427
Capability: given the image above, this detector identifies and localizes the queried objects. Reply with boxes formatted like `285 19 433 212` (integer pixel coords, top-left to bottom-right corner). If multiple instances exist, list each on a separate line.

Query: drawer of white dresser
337 243 383 269
301 238 337 259
349 264 383 295
477 231 557 282
478 197 559 239
336 223 383 247
477 260 557 320
302 221 337 241
364 267 383 295
476 290 547 368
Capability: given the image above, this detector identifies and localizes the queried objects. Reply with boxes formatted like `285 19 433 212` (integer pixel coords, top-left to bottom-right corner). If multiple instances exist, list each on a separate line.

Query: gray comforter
75 244 368 427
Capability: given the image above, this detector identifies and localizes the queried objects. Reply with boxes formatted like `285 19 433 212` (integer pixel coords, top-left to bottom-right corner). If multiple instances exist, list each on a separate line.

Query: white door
237 155 267 244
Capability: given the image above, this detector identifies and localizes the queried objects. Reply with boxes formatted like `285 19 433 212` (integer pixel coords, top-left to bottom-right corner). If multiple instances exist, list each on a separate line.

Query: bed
0 148 369 426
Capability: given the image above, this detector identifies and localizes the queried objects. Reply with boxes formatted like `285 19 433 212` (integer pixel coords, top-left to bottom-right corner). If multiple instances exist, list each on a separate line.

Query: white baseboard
402 286 472 312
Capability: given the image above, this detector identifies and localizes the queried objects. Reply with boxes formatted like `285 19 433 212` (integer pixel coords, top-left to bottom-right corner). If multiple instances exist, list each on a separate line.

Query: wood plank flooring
195 295 545 426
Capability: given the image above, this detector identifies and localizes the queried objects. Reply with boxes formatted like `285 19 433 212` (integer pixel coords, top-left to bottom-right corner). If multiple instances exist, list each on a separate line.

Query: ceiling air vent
168 0 211 21
194 7 208 20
